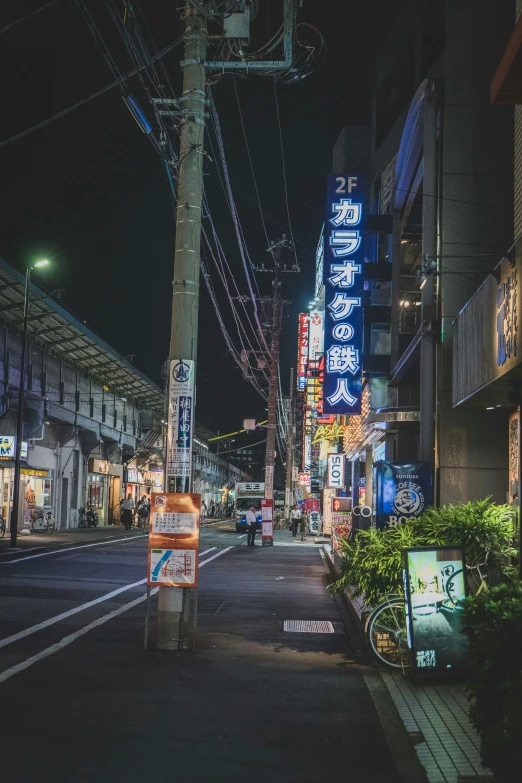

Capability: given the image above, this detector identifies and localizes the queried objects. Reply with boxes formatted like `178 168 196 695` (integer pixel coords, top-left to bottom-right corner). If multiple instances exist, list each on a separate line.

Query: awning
0 459 51 477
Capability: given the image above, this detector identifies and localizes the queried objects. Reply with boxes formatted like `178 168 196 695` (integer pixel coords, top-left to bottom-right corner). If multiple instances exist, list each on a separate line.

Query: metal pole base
157 586 183 650
262 538 273 547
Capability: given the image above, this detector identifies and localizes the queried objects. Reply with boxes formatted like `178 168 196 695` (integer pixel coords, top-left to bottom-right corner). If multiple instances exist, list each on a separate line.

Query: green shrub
462 581 522 782
330 499 516 606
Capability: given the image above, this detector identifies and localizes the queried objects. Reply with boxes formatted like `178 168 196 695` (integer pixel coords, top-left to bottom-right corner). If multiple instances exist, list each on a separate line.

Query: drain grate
283 620 334 634
198 600 226 614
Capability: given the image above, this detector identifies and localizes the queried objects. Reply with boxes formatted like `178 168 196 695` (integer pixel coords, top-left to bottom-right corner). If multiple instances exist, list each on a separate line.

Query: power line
0 0 63 36
272 78 299 267
0 36 183 151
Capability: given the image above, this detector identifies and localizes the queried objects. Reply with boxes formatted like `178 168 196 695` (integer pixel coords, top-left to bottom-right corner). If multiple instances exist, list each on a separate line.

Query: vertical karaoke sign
323 173 367 415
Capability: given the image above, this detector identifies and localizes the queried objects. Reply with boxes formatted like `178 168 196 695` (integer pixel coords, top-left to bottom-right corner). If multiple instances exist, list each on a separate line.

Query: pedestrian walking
137 495 149 528
290 505 301 538
300 509 308 541
200 500 208 527
122 493 134 530
209 500 215 518
246 504 257 547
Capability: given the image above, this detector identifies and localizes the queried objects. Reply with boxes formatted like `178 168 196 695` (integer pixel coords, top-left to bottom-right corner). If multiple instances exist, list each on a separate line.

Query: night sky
1 0 397 436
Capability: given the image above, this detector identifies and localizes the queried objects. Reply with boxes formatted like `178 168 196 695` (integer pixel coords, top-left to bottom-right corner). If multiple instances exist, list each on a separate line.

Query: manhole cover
198 600 226 614
283 620 334 633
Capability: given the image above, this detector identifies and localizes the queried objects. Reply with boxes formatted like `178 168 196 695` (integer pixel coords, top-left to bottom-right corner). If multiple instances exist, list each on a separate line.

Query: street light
9 259 50 548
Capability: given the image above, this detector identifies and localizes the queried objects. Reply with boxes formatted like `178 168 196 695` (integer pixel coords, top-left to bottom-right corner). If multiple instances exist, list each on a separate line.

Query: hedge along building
453 1 522 507
359 0 514 506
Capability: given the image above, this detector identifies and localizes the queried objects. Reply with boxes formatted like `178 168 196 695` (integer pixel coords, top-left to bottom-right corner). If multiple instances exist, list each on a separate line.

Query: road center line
0 547 217 650
0 545 234 685
0 533 149 565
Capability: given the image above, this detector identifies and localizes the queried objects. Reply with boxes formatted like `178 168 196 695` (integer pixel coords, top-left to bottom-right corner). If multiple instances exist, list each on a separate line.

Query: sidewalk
0 525 143 560
326 554 492 783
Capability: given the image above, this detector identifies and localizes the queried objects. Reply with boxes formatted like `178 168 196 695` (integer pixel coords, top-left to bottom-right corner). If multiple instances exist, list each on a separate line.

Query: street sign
265 464 274 499
323 173 368 415
332 496 352 512
166 359 195 480
299 472 311 487
147 492 200 587
326 453 345 489
404 546 469 674
261 498 273 540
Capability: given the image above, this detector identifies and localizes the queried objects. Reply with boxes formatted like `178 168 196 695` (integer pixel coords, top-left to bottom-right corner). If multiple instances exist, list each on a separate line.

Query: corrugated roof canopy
0 257 164 413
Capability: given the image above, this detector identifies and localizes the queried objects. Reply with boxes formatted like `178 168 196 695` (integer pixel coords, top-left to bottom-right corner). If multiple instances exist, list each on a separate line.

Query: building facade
0 257 246 530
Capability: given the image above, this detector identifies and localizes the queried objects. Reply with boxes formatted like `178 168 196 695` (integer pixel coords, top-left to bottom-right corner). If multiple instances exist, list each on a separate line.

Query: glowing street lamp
10 259 50 548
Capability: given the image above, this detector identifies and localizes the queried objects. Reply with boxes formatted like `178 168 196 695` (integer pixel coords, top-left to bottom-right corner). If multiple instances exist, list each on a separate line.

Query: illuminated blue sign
323 173 367 414
374 461 433 530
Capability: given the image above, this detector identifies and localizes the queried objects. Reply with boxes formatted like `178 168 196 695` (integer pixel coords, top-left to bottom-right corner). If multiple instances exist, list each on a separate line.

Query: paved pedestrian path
382 673 490 783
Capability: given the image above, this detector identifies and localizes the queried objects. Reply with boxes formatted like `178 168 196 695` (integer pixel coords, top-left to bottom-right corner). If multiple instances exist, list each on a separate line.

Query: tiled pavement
382 672 491 783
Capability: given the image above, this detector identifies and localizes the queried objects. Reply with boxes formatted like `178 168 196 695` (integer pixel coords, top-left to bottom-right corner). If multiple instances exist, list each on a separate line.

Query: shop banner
297 313 309 391
404 546 468 674
326 453 345 489
308 310 324 363
261 498 273 539
166 359 194 480
323 173 368 414
374 461 433 530
298 472 311 487
147 492 200 587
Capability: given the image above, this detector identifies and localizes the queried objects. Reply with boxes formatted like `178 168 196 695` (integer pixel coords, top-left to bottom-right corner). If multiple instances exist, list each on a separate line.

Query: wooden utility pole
284 367 295 524
159 2 207 650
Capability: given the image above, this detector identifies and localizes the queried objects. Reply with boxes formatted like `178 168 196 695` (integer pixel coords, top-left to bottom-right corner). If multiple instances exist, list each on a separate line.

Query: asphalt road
0 522 402 783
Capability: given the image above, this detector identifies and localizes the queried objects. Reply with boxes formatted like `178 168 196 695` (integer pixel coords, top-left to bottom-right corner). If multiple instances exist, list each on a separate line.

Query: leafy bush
462 581 522 782
330 499 516 606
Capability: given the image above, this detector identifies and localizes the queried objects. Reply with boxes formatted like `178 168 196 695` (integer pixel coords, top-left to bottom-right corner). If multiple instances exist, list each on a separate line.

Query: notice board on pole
147 492 200 587
261 498 273 539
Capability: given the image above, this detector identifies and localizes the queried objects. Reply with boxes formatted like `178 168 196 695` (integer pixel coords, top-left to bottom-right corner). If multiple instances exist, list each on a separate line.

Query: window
370 323 391 355
88 474 105 509
70 450 79 509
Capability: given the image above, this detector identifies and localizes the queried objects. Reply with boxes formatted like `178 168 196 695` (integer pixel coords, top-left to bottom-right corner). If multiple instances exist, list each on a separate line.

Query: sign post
147 492 200 650
261 498 273 544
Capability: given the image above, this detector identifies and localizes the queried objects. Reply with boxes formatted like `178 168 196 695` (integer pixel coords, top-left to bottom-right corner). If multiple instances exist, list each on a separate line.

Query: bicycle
0 513 5 538
365 559 489 669
365 594 410 670
32 507 56 533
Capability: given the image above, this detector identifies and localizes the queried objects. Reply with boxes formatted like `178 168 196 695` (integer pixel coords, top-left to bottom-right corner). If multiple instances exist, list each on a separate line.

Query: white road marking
0 545 234 684
198 546 233 566
0 591 158 685
0 533 149 564
0 547 217 650
237 534 247 539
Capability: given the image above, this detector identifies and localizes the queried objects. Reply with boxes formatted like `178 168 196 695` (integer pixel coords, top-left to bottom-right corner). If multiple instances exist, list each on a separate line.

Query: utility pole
256 236 298 546
159 2 207 651
284 367 295 524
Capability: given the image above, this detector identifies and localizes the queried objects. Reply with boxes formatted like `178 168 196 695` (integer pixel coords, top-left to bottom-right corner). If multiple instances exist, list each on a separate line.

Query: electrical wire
0 36 183 151
0 0 63 35
272 79 299 267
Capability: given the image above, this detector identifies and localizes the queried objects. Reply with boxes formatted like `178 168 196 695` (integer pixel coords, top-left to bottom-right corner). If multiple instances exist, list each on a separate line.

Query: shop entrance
108 476 121 525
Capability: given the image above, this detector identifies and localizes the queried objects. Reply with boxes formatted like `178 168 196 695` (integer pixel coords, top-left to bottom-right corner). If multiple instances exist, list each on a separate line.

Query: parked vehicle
234 482 264 533
78 507 99 528
32 507 56 533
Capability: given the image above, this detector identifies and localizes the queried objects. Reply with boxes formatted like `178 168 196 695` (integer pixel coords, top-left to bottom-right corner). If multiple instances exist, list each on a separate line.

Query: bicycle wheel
32 515 44 532
366 599 410 669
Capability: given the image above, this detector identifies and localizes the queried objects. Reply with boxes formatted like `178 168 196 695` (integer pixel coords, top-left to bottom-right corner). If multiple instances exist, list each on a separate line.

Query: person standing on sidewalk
290 505 301 538
246 505 257 547
300 508 308 541
200 500 208 527
122 494 134 530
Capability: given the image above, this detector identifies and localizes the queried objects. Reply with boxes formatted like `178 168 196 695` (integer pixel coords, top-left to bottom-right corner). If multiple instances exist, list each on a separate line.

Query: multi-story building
337 0 515 506
0 257 246 530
